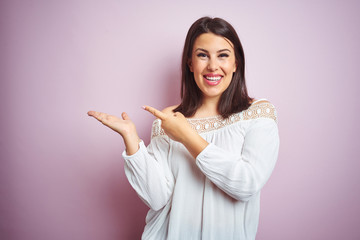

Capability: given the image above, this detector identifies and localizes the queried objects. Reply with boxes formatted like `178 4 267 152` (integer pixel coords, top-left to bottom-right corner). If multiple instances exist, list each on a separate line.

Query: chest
167 126 245 179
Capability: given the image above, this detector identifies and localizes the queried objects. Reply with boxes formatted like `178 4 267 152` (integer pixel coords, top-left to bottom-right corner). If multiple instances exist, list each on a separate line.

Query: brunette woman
88 17 279 240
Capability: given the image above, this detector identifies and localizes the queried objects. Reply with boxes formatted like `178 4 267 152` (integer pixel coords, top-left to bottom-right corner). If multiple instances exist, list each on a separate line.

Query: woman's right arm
87 111 173 210
123 129 174 211
87 111 141 155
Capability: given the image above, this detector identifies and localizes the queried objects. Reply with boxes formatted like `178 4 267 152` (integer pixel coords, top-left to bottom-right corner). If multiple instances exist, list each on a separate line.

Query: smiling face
188 32 237 103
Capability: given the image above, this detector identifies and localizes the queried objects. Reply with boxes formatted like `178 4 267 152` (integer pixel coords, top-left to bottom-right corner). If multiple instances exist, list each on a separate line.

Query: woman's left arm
143 105 279 202
196 118 279 201
143 106 209 158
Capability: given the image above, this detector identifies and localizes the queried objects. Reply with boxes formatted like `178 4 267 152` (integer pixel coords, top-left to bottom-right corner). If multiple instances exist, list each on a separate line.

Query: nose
207 58 218 71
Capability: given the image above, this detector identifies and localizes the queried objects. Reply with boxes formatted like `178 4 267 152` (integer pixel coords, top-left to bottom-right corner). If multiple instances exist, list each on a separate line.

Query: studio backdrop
1 0 359 239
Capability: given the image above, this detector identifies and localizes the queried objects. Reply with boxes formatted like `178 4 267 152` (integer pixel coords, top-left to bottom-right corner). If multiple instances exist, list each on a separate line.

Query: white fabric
122 101 279 240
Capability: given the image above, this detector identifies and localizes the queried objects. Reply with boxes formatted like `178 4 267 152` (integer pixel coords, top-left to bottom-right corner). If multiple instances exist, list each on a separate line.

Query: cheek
225 61 236 73
192 60 207 73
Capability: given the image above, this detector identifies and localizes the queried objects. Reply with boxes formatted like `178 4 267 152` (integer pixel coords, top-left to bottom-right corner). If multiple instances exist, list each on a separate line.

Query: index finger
143 105 166 120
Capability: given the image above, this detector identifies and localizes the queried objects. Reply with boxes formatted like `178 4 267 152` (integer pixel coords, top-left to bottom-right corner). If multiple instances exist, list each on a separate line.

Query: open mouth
203 75 223 86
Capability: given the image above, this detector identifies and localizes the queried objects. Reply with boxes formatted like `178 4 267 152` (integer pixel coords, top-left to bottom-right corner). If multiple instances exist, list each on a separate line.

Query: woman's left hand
143 105 195 143
143 105 209 158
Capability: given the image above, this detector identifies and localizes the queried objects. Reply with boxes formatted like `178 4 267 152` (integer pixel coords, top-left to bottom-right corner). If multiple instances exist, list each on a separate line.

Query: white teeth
205 76 222 81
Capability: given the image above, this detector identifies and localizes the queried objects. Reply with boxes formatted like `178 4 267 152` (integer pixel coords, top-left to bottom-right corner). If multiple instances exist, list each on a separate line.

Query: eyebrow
195 48 232 53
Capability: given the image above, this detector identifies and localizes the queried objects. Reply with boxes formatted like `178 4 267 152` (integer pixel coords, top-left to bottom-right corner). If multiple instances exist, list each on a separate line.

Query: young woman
88 17 279 240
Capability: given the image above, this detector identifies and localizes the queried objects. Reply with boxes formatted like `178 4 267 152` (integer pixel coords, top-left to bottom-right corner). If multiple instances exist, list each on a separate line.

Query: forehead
193 33 234 51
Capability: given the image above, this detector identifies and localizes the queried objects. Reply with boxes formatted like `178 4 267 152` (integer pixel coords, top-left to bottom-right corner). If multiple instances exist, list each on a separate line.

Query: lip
203 74 223 86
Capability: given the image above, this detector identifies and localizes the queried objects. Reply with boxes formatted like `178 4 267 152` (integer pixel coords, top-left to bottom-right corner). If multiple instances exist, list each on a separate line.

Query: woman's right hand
87 111 140 155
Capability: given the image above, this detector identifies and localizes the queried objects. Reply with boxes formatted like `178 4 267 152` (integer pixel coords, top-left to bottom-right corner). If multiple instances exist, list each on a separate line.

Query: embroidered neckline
151 102 277 138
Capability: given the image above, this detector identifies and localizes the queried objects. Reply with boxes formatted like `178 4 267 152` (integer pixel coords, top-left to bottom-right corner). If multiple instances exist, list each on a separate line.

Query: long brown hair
173 17 253 119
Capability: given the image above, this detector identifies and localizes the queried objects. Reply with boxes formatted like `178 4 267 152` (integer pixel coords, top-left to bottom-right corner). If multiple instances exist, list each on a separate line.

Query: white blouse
122 100 279 240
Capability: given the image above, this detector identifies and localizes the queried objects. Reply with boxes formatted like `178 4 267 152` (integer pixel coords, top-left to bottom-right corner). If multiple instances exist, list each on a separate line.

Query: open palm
87 111 136 138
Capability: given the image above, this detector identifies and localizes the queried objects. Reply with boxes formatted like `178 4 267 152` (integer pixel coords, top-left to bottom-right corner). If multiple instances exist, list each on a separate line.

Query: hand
143 105 208 158
87 111 140 155
142 106 195 143
87 111 136 137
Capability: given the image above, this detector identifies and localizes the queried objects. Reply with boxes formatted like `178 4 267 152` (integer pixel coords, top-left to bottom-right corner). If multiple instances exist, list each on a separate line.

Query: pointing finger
143 105 166 120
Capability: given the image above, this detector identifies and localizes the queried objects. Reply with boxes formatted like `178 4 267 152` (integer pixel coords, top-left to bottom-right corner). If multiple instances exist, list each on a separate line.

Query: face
188 32 237 103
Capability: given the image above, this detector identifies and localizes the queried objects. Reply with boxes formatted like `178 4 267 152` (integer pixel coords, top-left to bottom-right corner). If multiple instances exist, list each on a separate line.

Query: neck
192 96 220 118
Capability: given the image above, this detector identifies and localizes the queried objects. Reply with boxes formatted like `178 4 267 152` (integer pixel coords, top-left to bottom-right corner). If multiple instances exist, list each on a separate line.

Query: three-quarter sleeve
196 117 279 201
123 122 174 211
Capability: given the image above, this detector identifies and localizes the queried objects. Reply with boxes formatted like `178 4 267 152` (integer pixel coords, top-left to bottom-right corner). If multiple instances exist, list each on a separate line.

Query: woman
88 17 279 240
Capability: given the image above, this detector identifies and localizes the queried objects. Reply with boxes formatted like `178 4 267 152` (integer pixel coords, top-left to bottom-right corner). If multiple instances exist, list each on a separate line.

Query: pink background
1 0 360 239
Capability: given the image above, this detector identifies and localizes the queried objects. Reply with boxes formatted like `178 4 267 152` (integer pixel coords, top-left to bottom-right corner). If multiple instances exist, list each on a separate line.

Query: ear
188 59 193 72
233 61 237 73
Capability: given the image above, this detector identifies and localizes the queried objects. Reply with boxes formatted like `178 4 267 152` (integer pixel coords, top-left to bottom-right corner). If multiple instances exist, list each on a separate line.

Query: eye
219 53 229 58
197 53 208 58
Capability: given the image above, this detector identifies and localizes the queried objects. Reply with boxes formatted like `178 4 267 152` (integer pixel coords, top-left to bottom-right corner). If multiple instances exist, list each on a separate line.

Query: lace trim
151 102 277 138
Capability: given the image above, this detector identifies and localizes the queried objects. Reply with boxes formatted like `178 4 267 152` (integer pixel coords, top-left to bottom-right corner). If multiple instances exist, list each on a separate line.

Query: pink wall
1 0 360 239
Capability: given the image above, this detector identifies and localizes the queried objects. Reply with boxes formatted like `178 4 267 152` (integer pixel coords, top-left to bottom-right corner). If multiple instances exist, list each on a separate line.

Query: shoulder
150 105 179 139
161 104 179 114
151 118 166 139
243 99 277 123
250 99 271 105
